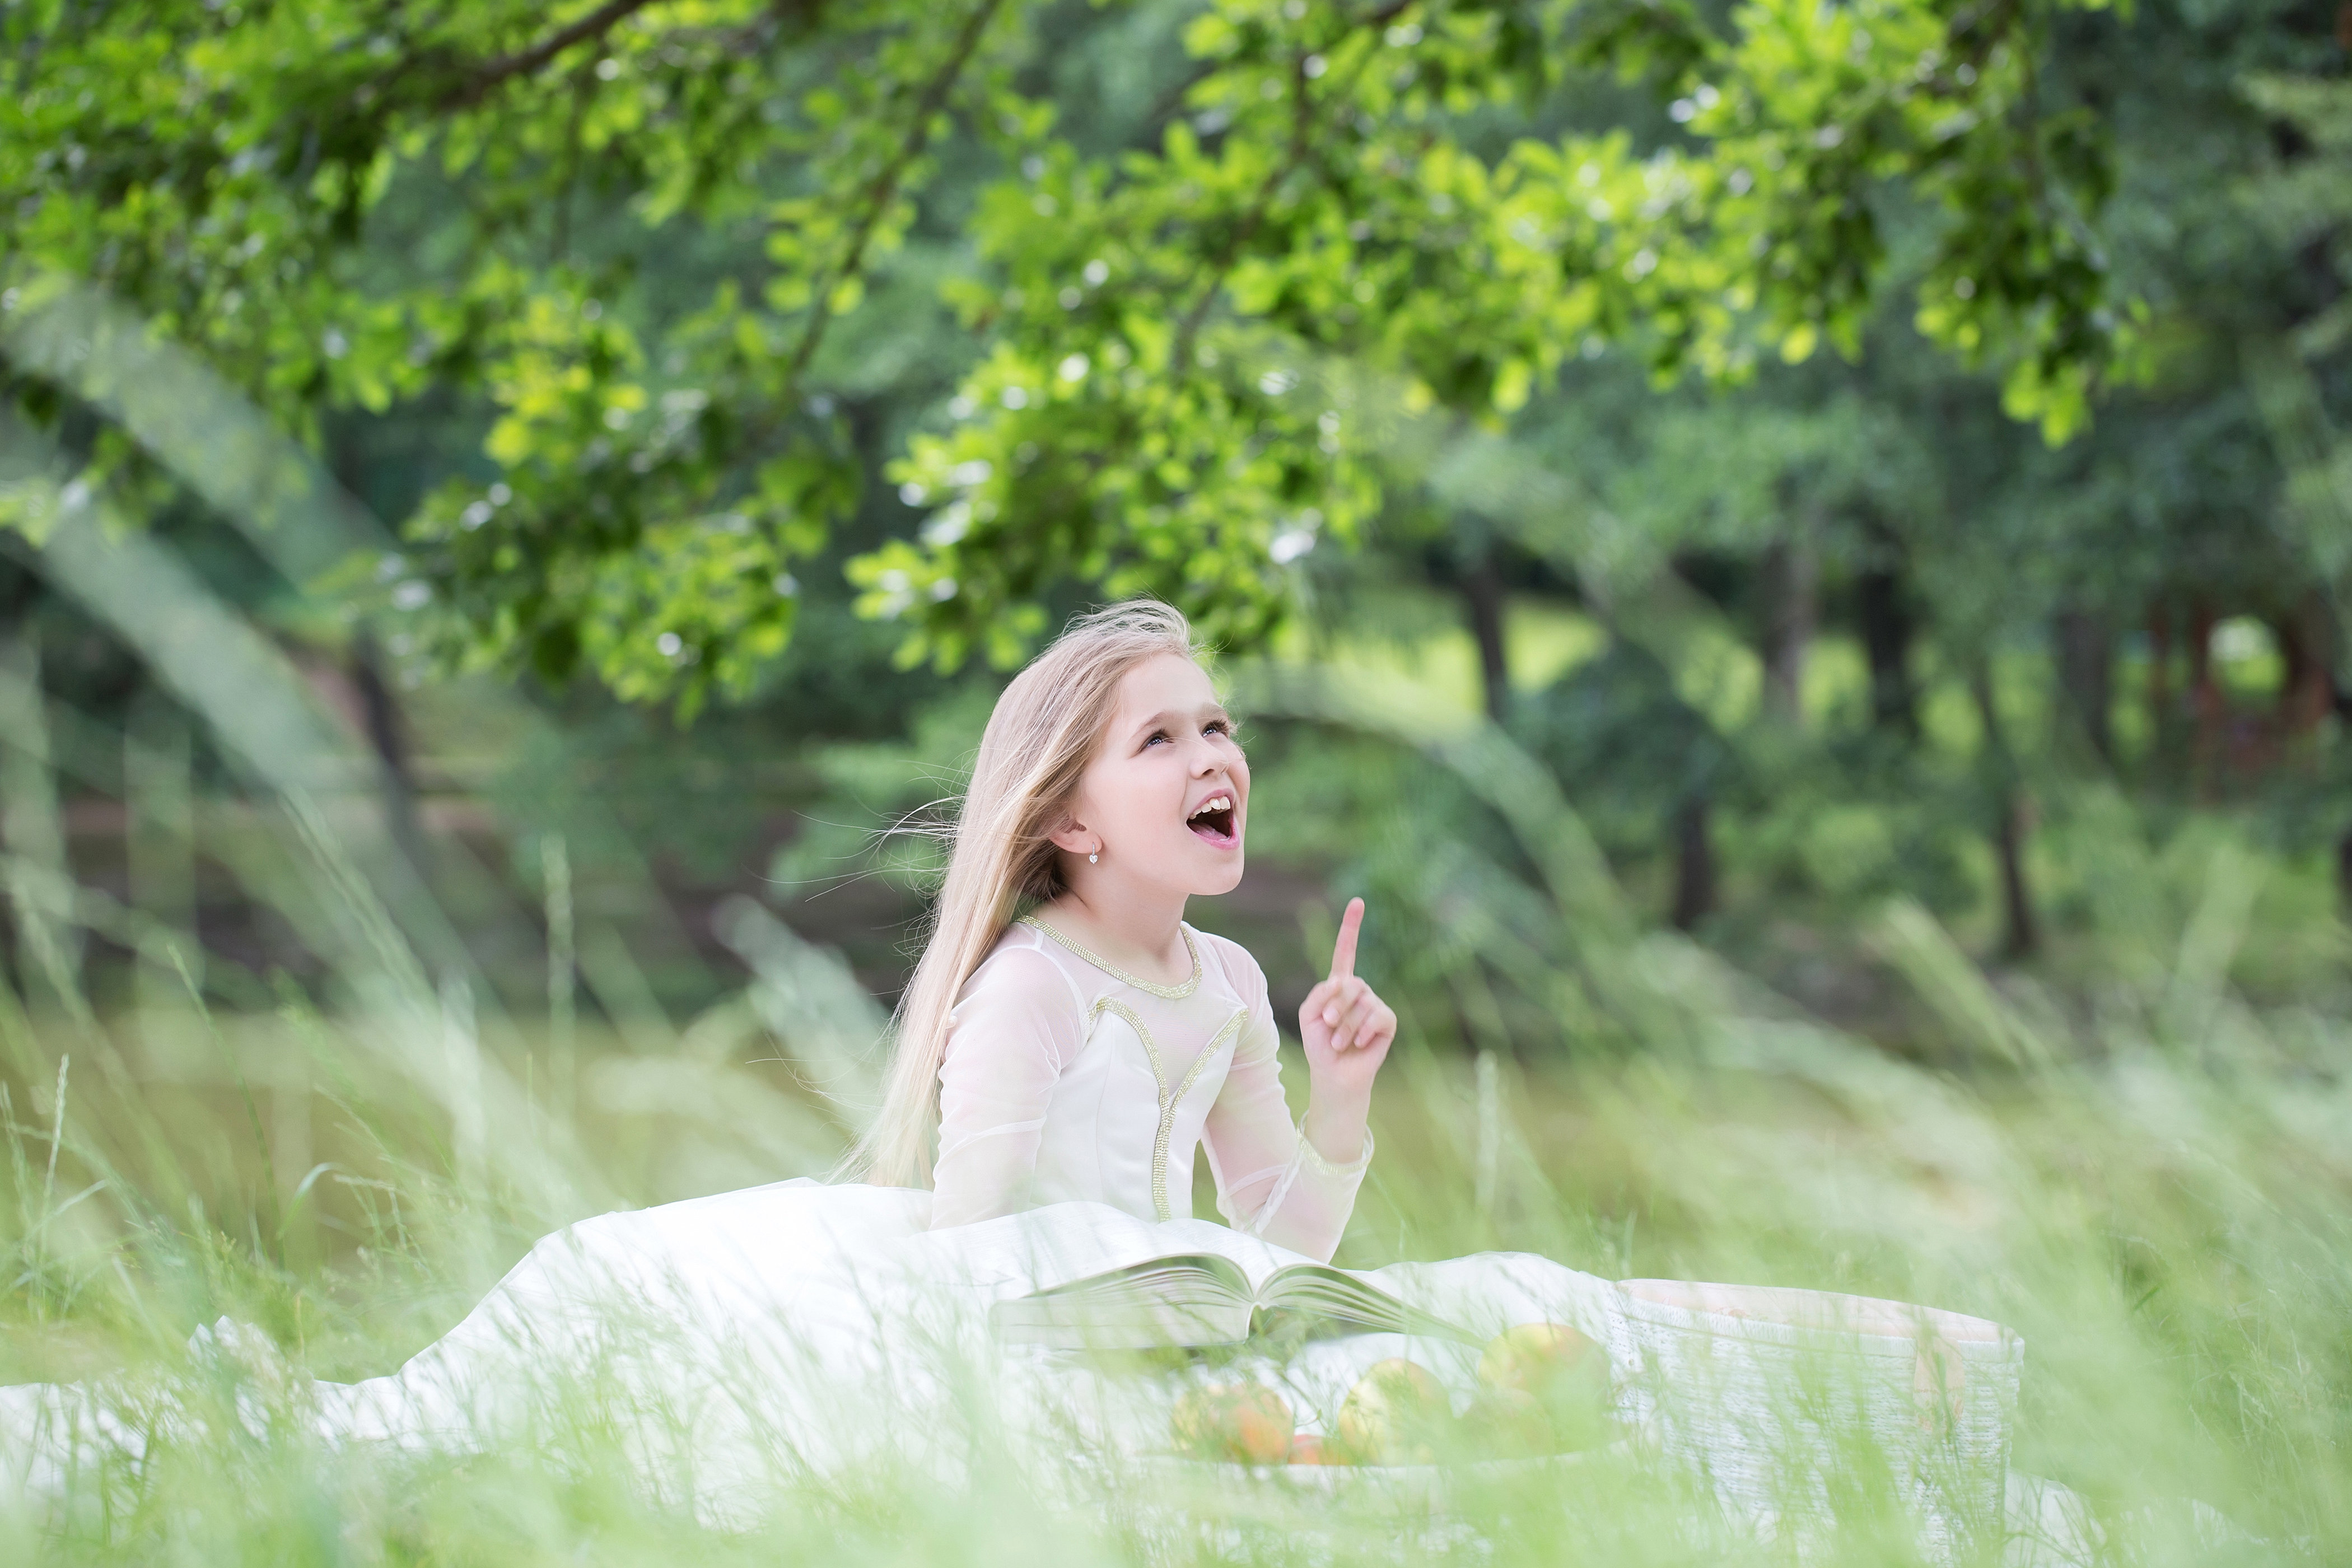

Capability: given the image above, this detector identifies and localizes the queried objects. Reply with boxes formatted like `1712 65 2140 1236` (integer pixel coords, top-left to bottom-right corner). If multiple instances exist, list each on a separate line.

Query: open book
990 1252 1477 1349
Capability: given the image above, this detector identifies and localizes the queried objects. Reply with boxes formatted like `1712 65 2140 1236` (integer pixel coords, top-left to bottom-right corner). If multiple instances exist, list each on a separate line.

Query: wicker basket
1609 1281 2023 1562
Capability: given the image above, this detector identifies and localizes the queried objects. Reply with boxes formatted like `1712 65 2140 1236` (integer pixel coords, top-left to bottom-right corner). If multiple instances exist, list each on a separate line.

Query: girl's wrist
1302 1086 1372 1165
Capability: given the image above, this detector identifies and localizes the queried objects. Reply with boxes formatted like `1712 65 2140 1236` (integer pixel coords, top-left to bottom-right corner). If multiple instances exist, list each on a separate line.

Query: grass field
1 877 2344 1565
0 564 2343 1562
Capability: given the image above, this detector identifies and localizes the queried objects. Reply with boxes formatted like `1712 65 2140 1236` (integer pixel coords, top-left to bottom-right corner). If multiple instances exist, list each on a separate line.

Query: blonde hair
849 600 1205 1187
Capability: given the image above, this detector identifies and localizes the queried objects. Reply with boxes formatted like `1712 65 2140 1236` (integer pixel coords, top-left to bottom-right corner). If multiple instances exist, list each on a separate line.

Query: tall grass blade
0 632 89 1029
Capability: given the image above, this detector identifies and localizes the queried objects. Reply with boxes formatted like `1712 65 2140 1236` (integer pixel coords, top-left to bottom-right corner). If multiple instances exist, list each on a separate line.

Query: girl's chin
1186 847 1247 893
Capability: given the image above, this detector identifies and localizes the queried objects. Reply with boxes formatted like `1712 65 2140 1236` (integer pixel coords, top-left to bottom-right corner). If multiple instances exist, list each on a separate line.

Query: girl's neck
1034 881 1192 988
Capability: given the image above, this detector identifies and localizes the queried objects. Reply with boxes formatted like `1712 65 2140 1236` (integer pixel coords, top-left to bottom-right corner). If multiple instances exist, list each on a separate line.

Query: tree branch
780 0 1009 391
437 0 664 111
1170 11 1406 375
1134 0 1411 152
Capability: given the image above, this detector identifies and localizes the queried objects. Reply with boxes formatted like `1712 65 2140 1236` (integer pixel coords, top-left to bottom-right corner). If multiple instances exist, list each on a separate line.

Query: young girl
858 598 1395 1258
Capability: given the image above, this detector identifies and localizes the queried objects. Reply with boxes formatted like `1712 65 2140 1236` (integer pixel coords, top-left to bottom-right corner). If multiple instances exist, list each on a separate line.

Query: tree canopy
3 0 2134 712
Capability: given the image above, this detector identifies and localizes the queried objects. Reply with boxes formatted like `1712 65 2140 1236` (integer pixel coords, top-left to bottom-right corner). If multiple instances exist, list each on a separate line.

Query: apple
1170 1382 1294 1465
1462 1385 1554 1460
1476 1321 1602 1394
1287 1432 1330 1465
1477 1322 1612 1448
1329 1357 1453 1466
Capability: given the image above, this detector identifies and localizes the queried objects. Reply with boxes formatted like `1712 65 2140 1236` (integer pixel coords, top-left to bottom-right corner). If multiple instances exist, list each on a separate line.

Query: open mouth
1186 792 1239 847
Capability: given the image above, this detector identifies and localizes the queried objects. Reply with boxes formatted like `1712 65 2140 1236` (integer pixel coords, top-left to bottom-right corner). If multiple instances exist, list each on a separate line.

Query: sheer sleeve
1199 939 1371 1263
928 944 1088 1230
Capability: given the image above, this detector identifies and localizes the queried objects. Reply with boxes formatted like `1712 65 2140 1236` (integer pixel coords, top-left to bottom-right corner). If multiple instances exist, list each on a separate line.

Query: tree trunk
2054 606 2114 764
126 694 199 1015
1760 528 1816 726
1670 794 1716 931
350 628 423 871
1970 661 2038 960
1462 550 1510 724
2187 598 2221 792
1856 566 1918 740
2147 600 2173 717
2276 598 2335 738
2339 829 2352 921
1992 791 2039 960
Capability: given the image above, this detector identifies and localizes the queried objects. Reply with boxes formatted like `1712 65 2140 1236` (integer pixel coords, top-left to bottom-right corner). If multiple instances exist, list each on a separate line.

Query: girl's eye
1144 730 1169 747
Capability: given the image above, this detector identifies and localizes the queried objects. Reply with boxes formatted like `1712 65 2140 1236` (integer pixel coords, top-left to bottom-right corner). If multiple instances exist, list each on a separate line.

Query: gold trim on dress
1091 997 1247 1221
1020 916 1202 999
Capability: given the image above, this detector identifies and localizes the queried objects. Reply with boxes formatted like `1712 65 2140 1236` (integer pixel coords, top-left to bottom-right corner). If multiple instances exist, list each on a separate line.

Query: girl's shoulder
1188 926 1272 1012
963 918 1271 1015
953 925 1089 1016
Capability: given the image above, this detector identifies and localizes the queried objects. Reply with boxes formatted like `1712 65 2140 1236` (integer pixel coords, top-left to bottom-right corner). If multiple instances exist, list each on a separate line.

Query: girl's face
1057 652 1249 895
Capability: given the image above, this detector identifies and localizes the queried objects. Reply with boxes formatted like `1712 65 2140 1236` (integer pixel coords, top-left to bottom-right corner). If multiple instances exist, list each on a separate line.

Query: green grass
2 592 2344 1562
2 552 2343 1563
1 885 2345 1565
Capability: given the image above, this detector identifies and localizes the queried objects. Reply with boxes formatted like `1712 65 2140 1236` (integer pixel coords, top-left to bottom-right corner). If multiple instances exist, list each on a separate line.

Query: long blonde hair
849 600 1205 1187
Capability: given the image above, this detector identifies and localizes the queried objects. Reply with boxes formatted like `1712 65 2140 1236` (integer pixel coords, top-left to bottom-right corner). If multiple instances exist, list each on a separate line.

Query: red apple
1287 1432 1330 1465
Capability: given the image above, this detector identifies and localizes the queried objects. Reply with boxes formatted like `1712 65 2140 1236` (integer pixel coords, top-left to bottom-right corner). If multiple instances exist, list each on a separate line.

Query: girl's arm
928 947 1084 1228
1201 960 1373 1262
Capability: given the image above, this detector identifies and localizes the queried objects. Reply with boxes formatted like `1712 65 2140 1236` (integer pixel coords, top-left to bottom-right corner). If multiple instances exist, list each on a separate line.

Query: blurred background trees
0 0 2349 1070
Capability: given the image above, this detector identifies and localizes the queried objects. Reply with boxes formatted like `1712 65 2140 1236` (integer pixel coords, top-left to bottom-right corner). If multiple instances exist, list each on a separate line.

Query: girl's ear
1045 813 1094 857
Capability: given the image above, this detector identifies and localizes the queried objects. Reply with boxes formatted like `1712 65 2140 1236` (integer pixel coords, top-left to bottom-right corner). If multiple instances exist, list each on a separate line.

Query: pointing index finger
1329 897 1364 983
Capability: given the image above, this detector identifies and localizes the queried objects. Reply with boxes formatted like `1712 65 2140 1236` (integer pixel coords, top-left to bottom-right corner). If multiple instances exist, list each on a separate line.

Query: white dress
1 920 2075 1560
930 916 1370 1251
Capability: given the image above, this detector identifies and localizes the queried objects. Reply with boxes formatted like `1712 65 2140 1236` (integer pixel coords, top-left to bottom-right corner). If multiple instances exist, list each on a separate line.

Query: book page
1014 1256 1250 1311
1259 1266 1477 1340
991 1255 1263 1347
910 1201 1317 1305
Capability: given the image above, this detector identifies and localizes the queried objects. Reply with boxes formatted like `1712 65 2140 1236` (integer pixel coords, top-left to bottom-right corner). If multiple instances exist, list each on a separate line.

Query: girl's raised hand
1298 898 1397 1096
